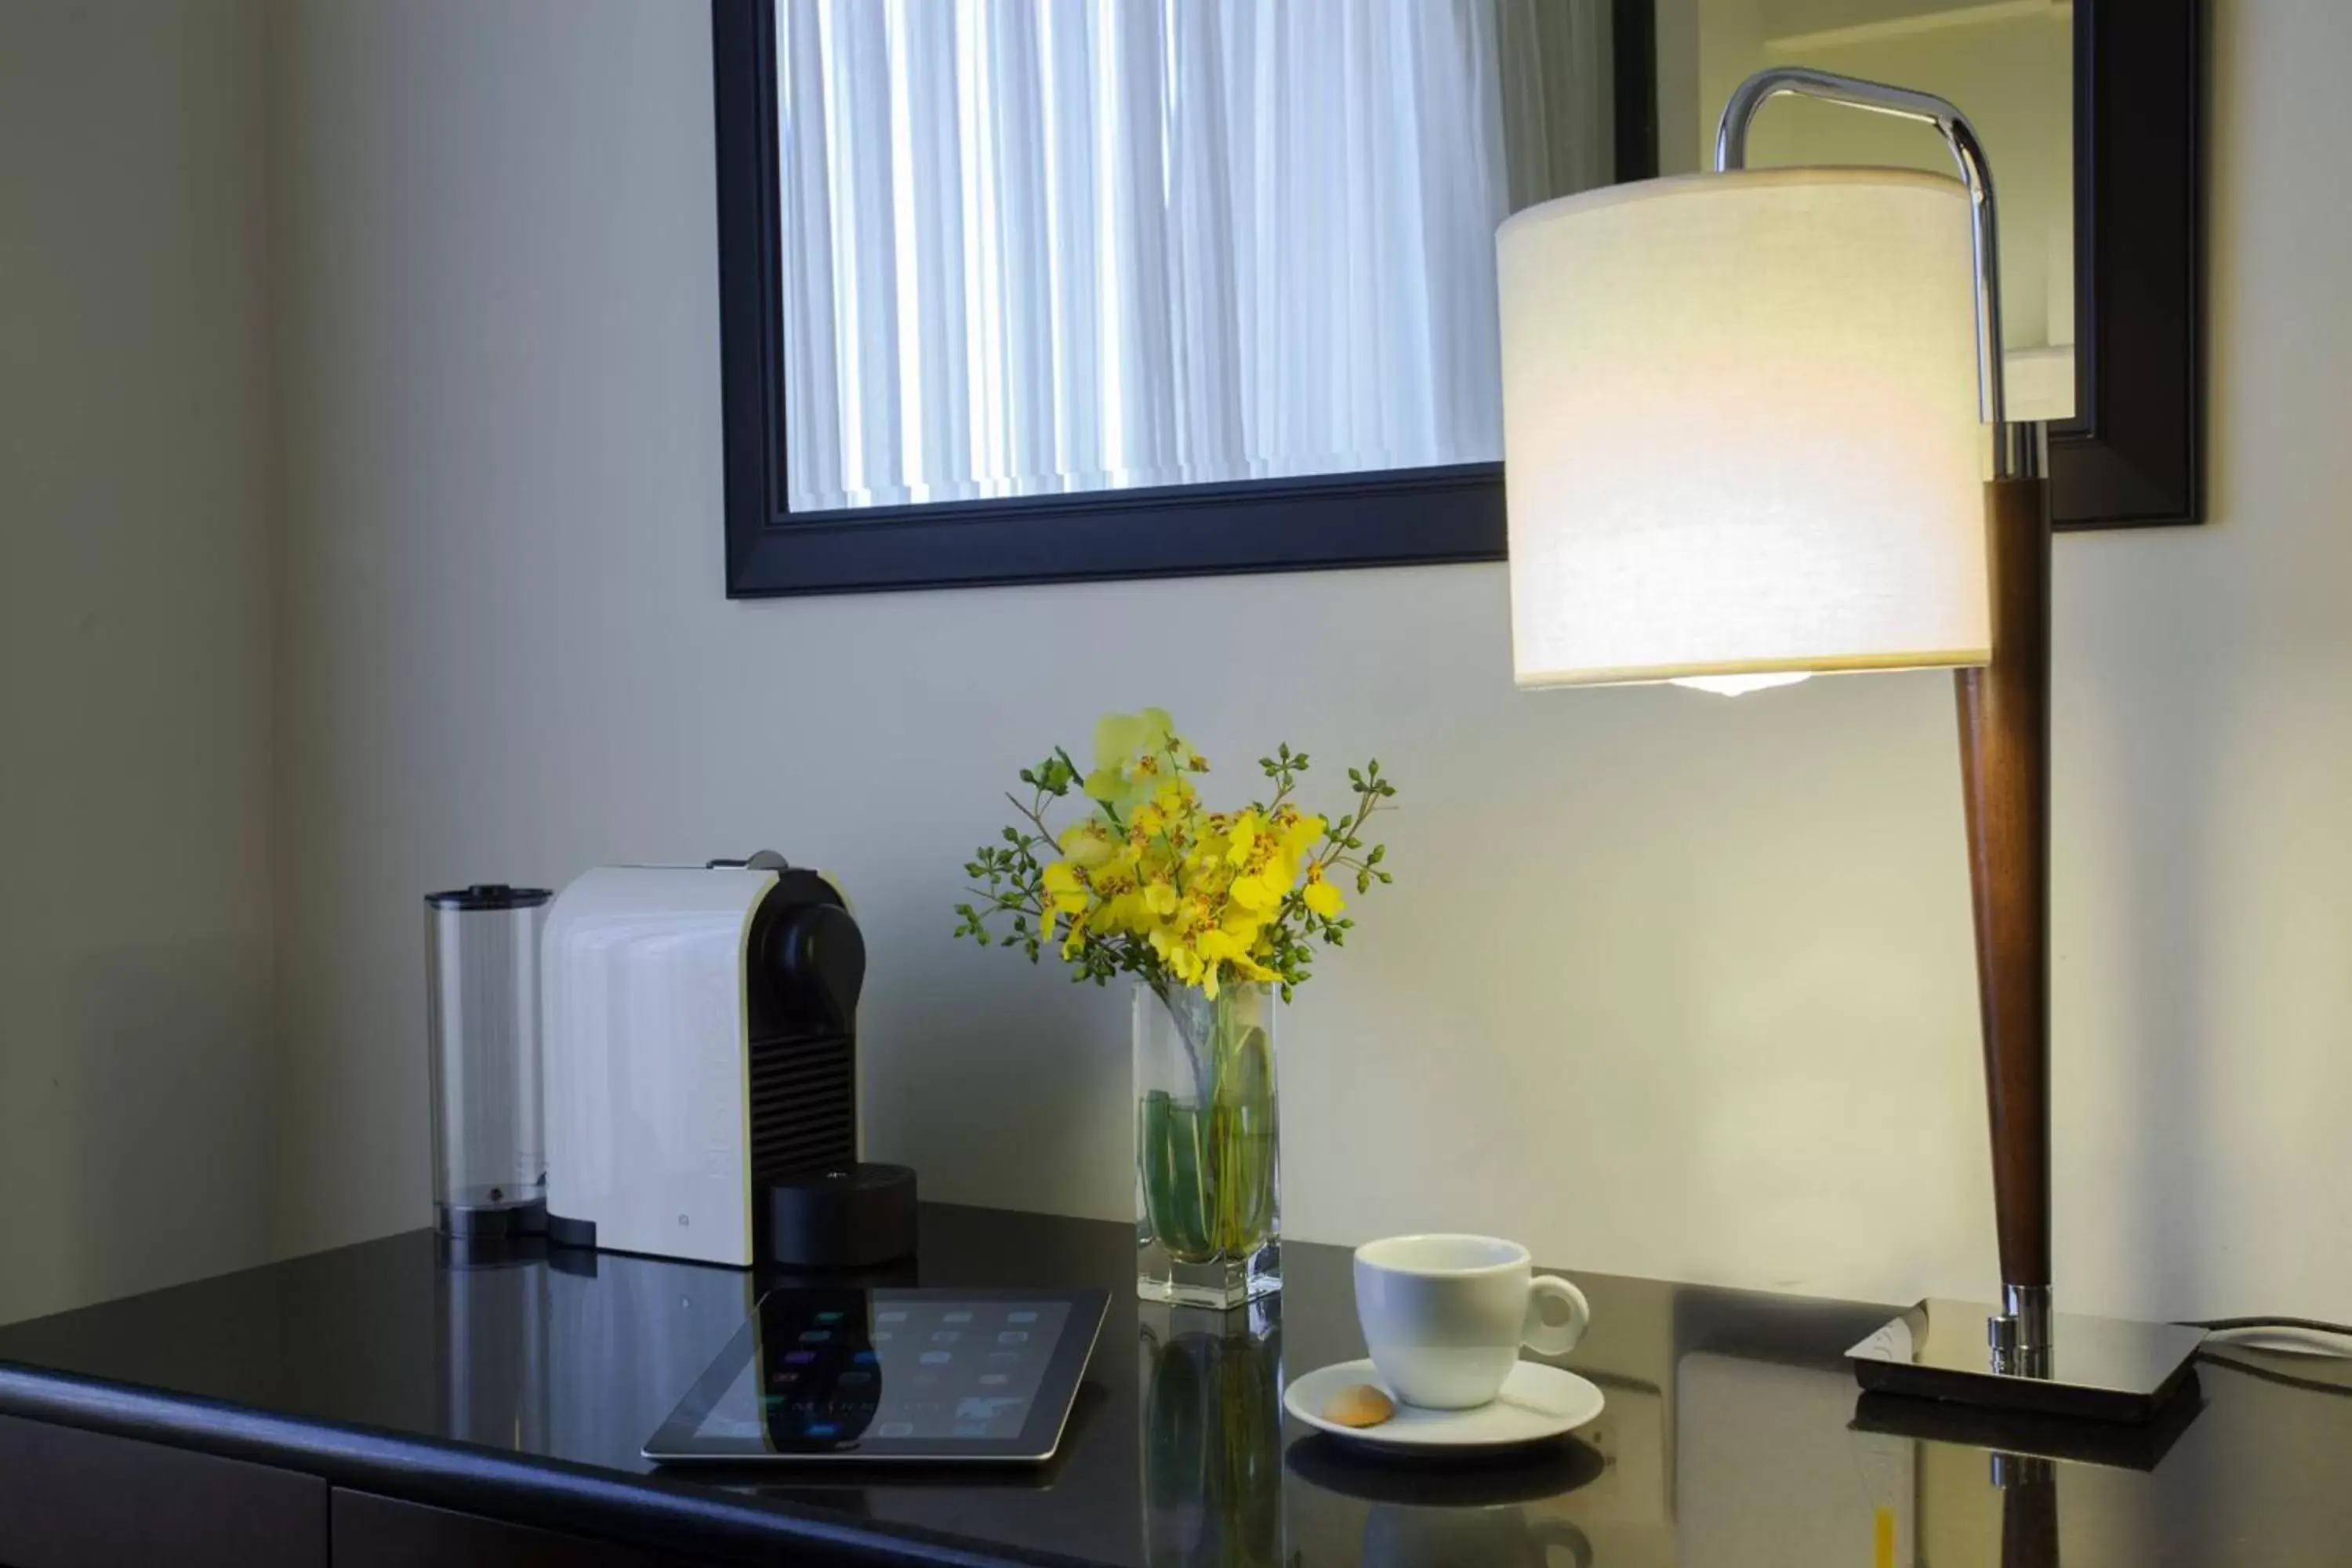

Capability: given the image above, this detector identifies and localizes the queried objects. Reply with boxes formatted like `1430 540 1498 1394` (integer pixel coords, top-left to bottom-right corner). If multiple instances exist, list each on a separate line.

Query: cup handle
1523 1274 1590 1357
1533 1519 1596 1568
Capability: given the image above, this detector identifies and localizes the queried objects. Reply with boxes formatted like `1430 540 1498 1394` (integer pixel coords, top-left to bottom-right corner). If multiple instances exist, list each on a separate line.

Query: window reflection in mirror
775 0 1623 513
775 0 2073 519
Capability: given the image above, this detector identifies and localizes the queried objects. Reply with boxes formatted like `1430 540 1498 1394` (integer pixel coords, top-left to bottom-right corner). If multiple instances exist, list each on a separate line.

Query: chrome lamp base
1848 1298 2205 1425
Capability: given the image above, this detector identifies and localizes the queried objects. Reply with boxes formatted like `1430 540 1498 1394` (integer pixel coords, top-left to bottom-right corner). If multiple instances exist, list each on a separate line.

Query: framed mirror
713 0 2198 598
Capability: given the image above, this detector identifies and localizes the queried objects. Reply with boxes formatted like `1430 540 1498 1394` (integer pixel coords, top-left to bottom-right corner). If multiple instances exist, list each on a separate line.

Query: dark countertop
0 1203 2347 1566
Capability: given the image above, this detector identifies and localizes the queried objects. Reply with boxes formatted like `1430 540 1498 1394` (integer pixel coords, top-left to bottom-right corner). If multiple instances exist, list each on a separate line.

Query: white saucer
1285 1359 1605 1453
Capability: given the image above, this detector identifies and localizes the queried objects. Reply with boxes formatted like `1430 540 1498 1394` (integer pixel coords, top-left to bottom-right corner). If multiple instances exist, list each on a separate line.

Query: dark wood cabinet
330 1489 707 1568
0 1411 327 1568
0 1417 715 1568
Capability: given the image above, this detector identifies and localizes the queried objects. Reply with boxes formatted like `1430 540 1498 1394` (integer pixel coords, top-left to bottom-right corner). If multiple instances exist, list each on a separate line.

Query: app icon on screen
877 1310 908 1323
942 1311 973 1323
1007 1310 1039 1324
920 1351 951 1366
997 1330 1029 1345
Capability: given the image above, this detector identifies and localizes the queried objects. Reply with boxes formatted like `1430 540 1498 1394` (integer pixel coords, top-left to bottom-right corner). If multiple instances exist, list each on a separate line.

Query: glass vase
1134 979 1280 1308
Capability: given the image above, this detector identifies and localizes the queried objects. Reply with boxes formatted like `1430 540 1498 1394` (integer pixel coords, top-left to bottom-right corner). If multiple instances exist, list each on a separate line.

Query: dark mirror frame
713 0 2200 599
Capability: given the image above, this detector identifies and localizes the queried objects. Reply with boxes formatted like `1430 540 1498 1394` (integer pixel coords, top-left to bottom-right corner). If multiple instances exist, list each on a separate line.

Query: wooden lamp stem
1955 474 2055 1350
1852 469 2201 1418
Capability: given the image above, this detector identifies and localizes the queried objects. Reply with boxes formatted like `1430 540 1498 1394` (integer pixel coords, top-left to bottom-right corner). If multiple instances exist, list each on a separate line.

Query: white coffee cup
1353 1234 1591 1410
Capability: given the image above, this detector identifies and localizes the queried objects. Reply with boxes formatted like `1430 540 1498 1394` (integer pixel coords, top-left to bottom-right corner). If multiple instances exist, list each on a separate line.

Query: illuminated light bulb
1671 672 1813 696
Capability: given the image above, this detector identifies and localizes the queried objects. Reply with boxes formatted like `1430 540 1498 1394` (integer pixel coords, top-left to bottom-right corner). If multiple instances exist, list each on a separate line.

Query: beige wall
265 0 2352 1323
0 1 278 1320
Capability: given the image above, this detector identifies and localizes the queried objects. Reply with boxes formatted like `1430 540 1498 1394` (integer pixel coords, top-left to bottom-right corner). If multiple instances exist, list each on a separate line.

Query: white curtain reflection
779 0 1613 513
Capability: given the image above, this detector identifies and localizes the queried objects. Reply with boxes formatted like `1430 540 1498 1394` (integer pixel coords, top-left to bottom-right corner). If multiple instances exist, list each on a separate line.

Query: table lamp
1496 67 2203 1421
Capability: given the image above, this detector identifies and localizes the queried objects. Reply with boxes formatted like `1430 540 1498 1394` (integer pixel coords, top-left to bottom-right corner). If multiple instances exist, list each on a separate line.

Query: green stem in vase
1208 1018 1275 1254
1139 1091 1214 1262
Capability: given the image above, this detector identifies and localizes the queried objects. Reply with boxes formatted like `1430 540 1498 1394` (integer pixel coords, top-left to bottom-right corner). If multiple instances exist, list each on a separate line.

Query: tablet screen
644 1287 1106 1463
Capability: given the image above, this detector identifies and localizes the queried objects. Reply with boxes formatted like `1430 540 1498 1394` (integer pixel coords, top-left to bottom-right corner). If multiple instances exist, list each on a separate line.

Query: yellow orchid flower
1040 860 1091 916
1227 949 1279 984
1195 927 1243 965
1058 818 1120 870
1303 869 1345 918
1229 869 1284 913
1083 708 1178 810
1102 890 1156 935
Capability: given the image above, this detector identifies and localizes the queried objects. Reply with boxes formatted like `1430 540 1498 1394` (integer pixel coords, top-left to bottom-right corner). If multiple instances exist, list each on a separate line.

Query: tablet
643 1287 1109 1464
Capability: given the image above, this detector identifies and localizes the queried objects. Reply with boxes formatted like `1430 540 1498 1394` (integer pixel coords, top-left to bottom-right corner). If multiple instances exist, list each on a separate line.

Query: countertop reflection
0 1204 2347 1566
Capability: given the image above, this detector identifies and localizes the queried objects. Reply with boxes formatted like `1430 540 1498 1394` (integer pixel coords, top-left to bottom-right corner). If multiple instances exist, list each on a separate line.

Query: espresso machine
539 851 913 1269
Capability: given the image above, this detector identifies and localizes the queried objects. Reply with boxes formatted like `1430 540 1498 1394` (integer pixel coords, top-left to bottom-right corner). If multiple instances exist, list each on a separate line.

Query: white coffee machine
539 852 869 1268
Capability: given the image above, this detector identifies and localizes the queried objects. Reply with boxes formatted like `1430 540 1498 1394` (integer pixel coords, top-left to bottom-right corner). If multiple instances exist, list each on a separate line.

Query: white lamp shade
1497 168 1991 689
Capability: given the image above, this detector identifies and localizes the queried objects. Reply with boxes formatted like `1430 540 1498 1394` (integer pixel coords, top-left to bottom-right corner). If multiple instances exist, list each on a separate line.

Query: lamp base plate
1848 1298 2205 1424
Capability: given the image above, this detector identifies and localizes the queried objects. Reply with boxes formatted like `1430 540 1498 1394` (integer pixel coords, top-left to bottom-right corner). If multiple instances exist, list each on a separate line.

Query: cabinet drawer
0 1411 327 1568
331 1488 707 1567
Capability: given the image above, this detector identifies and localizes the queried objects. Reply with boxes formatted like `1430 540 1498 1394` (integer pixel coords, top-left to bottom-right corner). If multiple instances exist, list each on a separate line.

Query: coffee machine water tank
539 853 866 1267
424 884 553 1240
